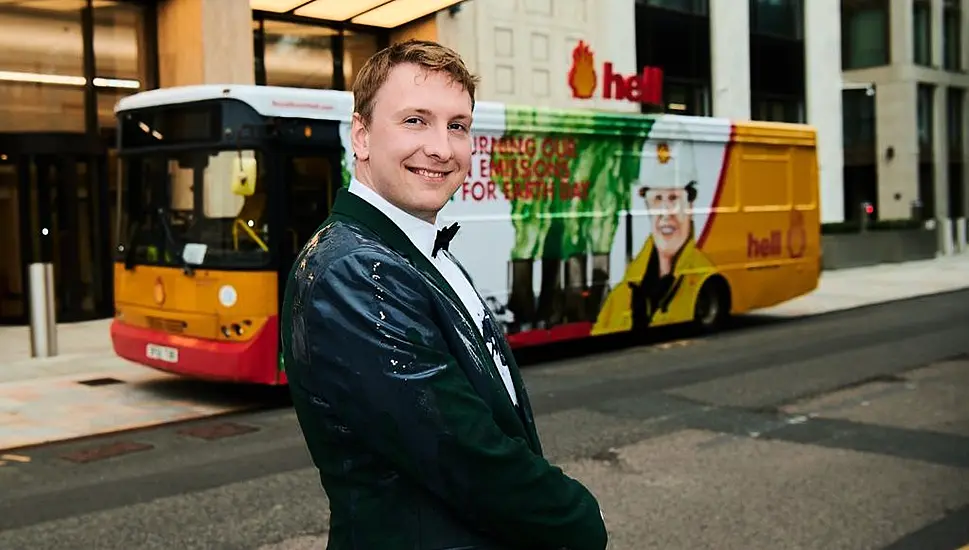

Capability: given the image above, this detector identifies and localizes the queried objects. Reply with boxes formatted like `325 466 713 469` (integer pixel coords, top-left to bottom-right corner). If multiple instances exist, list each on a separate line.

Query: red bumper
110 316 286 385
506 322 594 348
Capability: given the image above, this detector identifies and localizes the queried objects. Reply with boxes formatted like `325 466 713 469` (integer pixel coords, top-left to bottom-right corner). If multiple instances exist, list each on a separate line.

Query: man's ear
350 112 370 161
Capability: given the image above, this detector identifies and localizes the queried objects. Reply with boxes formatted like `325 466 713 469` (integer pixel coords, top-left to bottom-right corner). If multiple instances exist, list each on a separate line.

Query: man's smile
407 166 452 181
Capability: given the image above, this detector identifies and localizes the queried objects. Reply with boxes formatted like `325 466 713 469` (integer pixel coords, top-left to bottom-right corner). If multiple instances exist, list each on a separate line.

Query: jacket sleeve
290 247 607 550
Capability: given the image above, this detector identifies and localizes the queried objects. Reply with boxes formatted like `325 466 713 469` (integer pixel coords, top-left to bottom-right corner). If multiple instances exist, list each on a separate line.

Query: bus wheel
693 278 729 332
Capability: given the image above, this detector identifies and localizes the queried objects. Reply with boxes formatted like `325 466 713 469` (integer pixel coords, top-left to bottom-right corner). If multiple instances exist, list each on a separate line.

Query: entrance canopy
249 0 463 28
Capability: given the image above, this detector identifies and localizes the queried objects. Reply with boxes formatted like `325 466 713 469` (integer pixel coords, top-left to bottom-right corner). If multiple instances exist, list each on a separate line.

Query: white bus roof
113 84 810 141
114 84 512 124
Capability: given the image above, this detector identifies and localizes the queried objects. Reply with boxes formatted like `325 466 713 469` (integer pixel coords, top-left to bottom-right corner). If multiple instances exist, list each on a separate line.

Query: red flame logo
568 40 597 99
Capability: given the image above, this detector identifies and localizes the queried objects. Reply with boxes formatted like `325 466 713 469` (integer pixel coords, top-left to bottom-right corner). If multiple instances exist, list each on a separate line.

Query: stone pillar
933 85 952 255
876 0 917 221
156 0 255 87
932 0 945 67
804 0 845 224
875 81 919 220
890 0 915 66
961 87 969 252
961 0 969 252
964 0 969 73
709 0 750 120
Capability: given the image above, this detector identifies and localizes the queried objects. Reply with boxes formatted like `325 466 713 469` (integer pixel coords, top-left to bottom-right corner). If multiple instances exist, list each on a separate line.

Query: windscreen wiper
123 222 139 271
156 207 195 276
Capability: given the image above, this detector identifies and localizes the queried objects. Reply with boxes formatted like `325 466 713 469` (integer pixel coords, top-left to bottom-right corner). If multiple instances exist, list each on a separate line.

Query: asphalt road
1 291 968 549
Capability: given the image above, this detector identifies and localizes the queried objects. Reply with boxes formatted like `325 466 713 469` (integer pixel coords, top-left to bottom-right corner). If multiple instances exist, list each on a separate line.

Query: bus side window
286 155 334 254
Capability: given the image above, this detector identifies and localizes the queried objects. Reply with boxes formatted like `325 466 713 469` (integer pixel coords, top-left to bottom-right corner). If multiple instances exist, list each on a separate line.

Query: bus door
277 146 342 295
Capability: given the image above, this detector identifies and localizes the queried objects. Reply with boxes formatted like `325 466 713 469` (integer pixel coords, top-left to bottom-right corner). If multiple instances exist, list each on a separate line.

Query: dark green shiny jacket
281 188 607 550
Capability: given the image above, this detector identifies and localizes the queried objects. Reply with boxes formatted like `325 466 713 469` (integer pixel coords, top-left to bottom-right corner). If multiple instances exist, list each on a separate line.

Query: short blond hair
352 39 480 124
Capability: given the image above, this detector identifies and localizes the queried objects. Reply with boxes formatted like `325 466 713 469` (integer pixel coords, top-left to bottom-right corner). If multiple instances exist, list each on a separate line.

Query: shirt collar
348 178 438 259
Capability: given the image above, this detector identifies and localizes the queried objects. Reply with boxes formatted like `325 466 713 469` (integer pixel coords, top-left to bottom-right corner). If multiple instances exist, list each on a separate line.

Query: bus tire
693 277 730 333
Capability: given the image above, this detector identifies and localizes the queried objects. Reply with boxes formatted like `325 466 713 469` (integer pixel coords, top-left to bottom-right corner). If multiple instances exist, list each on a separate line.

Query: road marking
655 339 696 350
0 454 31 463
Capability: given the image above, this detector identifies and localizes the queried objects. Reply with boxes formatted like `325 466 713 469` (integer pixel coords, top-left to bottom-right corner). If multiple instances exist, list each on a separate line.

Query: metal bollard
28 262 57 358
957 217 968 253
859 202 873 233
941 218 955 256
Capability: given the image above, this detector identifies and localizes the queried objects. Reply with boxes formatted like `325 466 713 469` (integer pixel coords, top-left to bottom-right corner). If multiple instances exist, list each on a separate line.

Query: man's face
643 187 692 256
350 62 473 224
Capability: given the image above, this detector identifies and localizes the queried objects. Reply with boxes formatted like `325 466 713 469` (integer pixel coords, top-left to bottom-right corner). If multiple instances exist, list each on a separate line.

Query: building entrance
0 133 113 325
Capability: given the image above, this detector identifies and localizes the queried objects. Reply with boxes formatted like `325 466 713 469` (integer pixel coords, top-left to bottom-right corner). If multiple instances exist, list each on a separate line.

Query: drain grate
61 441 153 464
177 422 260 441
77 377 124 387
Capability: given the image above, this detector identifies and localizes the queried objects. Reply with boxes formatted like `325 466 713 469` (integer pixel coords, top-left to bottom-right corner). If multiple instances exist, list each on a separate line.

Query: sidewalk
1 253 967 453
758 252 969 317
0 320 264 453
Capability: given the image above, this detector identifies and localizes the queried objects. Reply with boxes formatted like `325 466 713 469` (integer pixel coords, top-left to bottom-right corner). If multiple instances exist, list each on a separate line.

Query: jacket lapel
328 189 460 306
327 189 533 444
446 253 543 454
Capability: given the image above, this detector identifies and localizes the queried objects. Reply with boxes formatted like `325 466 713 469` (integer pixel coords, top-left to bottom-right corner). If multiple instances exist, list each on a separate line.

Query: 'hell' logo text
568 40 663 105
748 230 783 258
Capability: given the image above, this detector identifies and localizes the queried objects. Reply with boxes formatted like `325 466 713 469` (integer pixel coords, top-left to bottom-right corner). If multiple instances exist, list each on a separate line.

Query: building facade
0 0 458 325
436 0 846 225
841 0 969 252
0 0 845 326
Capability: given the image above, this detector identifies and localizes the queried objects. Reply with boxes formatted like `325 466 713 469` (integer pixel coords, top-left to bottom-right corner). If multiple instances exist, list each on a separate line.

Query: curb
0 403 279 455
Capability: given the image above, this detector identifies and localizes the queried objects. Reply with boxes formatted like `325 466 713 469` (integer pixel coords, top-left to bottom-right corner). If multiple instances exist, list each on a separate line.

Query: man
281 40 607 550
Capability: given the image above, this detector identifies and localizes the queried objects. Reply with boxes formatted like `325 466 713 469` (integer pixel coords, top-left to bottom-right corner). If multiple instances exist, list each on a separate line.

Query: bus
110 84 821 385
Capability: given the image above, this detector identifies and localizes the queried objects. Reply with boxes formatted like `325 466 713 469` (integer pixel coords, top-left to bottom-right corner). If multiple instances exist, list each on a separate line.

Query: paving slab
0 364 261 452
0 318 113 366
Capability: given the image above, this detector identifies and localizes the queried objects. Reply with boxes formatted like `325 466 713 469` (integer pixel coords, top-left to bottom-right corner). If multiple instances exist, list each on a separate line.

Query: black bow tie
432 222 460 258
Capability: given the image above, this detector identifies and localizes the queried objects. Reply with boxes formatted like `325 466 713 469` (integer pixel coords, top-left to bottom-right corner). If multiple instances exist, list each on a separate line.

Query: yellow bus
110 84 821 384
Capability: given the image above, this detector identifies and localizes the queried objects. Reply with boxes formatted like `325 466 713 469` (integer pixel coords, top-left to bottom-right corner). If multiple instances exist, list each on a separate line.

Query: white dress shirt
348 179 519 406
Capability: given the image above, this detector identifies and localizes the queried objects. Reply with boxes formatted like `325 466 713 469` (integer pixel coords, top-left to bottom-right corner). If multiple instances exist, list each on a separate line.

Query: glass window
93 2 151 131
643 0 708 16
343 30 380 90
255 17 385 91
842 2 889 69
0 1 86 132
752 95 803 123
262 20 337 89
0 1 149 134
661 80 710 116
948 88 964 157
118 149 271 270
253 19 266 85
0 157 22 319
943 1 961 72
842 88 876 149
751 0 802 39
917 83 935 151
913 0 932 66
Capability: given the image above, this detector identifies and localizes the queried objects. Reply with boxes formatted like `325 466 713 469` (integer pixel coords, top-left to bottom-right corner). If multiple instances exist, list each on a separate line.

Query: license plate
146 343 178 363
